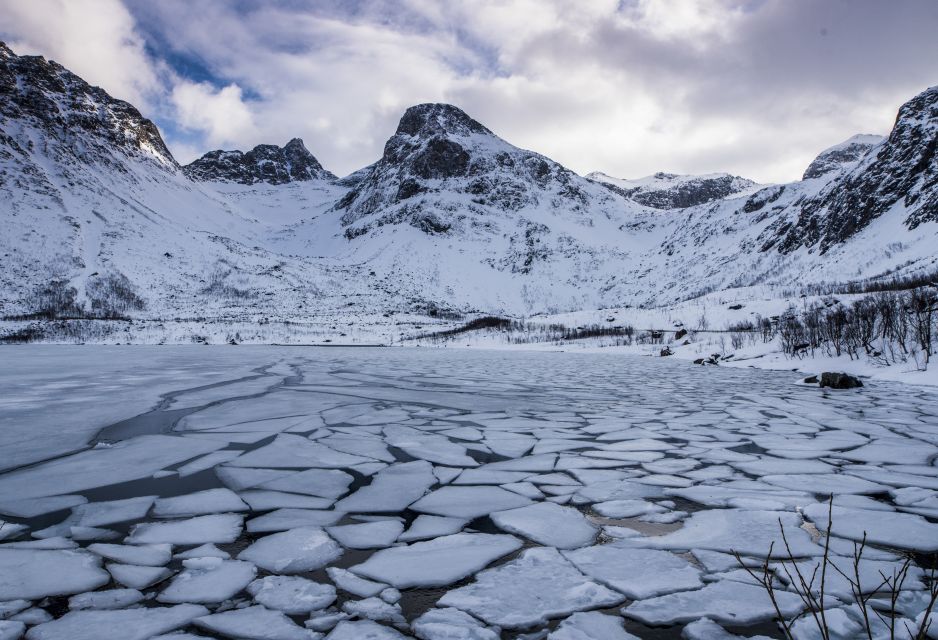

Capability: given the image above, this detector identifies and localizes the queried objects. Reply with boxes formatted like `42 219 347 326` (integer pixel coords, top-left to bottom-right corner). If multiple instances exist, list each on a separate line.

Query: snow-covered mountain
800 134 883 180
586 171 759 209
1 42 937 338
185 138 336 184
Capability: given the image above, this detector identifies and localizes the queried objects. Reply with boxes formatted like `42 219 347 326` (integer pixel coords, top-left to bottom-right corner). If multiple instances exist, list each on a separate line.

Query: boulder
803 375 819 384
819 372 863 389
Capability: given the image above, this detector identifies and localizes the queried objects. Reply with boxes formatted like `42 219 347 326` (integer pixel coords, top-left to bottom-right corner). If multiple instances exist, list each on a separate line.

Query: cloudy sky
2 0 936 183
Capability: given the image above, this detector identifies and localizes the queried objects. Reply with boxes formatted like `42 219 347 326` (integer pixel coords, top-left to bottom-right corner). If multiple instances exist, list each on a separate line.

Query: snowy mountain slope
1 42 937 336
800 134 883 180
586 171 760 209
289 102 668 312
772 87 938 253
0 42 366 321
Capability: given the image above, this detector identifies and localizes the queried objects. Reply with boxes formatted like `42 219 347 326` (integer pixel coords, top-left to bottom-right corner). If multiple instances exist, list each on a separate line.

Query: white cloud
171 82 256 151
4 0 937 182
0 0 159 107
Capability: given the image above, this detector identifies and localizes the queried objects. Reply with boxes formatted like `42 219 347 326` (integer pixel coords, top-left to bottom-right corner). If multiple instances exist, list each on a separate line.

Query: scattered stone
820 372 863 389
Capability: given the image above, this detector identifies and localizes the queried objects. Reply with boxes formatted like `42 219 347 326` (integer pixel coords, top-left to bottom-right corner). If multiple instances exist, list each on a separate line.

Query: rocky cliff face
773 87 938 253
334 103 619 238
587 171 757 209
801 134 883 180
1 40 936 323
184 138 336 184
0 42 176 173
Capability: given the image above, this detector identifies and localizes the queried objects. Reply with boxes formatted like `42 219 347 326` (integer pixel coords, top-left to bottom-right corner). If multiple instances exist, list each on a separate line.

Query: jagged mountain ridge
1 41 937 328
772 88 938 253
184 138 336 184
586 171 759 209
801 134 883 180
334 103 624 237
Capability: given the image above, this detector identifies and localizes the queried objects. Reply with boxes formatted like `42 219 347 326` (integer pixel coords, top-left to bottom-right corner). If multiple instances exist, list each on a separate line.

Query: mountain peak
801 133 883 180
0 41 177 170
395 103 492 138
588 170 758 209
184 139 336 184
283 137 308 152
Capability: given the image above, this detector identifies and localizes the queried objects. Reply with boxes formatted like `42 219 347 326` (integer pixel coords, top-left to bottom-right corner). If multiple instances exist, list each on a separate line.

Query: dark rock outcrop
802 135 882 180
775 87 938 253
335 103 610 239
0 41 177 171
184 138 335 184
588 171 757 209
819 372 864 389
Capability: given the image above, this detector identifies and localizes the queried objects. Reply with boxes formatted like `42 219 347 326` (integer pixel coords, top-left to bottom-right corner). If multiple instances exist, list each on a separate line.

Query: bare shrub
736 497 938 640
87 272 146 318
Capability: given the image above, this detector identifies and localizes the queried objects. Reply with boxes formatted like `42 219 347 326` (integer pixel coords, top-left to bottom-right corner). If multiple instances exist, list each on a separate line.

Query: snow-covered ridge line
1 41 937 336
586 170 761 209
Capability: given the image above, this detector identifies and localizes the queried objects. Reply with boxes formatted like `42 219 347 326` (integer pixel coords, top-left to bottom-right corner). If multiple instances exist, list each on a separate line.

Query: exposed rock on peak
184 138 336 184
772 86 938 253
588 171 758 209
0 41 176 169
395 103 492 139
335 103 619 241
802 134 883 180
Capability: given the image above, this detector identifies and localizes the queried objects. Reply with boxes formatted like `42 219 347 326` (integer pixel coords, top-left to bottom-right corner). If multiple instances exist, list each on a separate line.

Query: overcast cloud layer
2 0 936 183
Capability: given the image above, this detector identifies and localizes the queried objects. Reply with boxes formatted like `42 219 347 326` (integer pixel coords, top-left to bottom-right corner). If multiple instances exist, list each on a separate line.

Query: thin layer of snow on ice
563 543 703 599
193 605 316 640
226 434 373 469
257 468 354 499
0 549 109 600
548 611 640 640
438 547 624 629
241 490 334 511
68 588 144 610
326 567 387 598
490 502 597 549
25 604 209 640
0 495 87 519
334 461 435 513
623 579 805 626
802 503 938 551
410 486 533 519
152 488 248 517
71 496 157 528
0 621 24 640
126 514 243 545
341 596 405 624
247 575 336 614
350 533 522 588
107 563 172 589
397 515 467 542
0 437 222 501
682 618 775 640
324 620 408 639
411 607 498 640
326 520 404 549
238 527 342 573
636 509 821 558
247 508 344 533
157 558 257 604
88 542 172 566
3 348 938 638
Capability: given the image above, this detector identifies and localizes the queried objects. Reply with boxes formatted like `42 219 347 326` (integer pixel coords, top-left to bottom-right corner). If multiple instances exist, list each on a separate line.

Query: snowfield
0 346 936 638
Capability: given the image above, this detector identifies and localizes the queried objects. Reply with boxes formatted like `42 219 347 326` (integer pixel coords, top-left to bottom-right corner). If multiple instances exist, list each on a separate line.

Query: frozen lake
1 346 937 639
